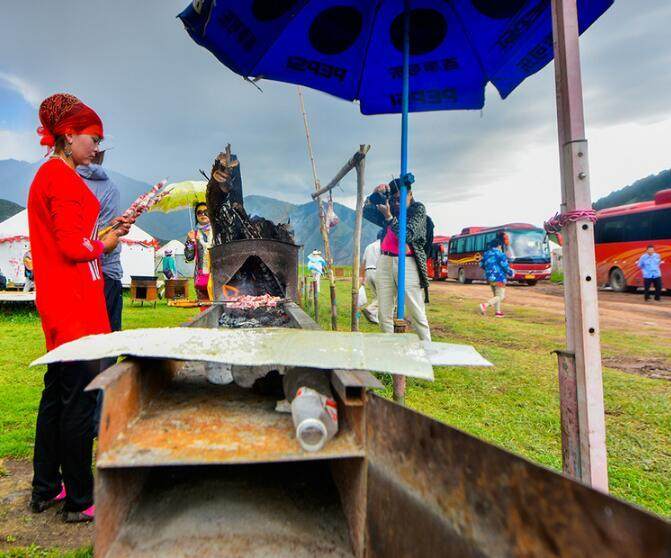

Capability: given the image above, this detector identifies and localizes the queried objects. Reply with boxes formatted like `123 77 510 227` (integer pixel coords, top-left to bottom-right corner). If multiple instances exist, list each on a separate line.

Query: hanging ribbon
544 209 597 234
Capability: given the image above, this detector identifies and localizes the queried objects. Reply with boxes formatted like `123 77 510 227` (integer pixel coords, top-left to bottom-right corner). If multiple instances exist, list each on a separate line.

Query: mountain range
0 159 377 263
593 168 671 210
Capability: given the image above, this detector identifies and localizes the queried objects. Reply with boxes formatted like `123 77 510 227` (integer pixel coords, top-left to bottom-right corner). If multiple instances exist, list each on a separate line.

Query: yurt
0 210 30 285
120 225 158 287
0 210 157 287
155 239 194 278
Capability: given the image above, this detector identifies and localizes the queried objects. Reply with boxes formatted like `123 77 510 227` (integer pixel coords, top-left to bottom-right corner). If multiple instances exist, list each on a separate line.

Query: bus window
507 229 550 262
449 239 456 254
623 212 652 242
474 234 485 252
596 218 624 243
464 235 475 252
456 238 465 253
652 209 671 240
484 232 497 247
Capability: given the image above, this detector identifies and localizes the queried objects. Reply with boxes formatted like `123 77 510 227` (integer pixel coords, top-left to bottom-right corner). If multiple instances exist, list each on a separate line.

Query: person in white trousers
361 233 382 323
363 181 431 342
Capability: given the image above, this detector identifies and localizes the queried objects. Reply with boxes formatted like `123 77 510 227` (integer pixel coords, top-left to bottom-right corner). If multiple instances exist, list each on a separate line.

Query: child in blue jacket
479 238 514 317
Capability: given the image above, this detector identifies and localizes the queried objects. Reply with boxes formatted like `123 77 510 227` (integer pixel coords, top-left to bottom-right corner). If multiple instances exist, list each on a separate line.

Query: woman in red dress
27 93 129 523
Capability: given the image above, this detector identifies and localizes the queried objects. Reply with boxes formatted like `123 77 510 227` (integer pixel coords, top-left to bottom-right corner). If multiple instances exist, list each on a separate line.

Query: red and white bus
447 224 551 285
595 189 671 292
427 235 450 280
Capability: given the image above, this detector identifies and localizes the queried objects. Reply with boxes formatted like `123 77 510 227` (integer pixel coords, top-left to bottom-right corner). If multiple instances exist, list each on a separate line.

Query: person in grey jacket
77 153 126 332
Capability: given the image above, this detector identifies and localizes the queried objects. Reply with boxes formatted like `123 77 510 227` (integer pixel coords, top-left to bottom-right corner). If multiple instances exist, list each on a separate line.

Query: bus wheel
458 268 467 284
526 280 538 286
609 268 627 292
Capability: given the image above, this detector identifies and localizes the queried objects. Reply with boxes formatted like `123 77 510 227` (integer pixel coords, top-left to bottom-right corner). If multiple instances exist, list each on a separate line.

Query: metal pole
397 0 411 321
297 86 338 331
551 0 608 491
351 145 367 332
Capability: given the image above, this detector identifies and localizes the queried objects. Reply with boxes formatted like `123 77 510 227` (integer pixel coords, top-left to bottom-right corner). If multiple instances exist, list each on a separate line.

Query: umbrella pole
551 0 607 491
397 0 411 324
393 0 411 404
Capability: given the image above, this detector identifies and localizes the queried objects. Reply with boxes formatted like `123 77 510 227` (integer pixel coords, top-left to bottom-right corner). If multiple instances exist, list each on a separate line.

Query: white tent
119 224 157 287
155 239 194 278
0 210 30 285
0 209 156 287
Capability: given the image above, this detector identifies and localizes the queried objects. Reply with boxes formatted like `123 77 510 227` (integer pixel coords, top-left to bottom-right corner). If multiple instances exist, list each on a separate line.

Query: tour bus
448 223 551 285
427 235 450 280
595 188 671 292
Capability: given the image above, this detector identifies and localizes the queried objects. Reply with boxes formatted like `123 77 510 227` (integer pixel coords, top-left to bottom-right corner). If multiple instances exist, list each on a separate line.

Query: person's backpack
424 214 435 256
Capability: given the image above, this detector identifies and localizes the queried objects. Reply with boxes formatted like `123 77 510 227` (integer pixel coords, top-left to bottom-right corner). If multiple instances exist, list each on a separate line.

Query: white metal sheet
423 341 493 368
31 328 492 379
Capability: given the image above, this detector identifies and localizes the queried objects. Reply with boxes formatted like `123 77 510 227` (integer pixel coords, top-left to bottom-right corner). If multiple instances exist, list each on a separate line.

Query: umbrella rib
354 0 385 105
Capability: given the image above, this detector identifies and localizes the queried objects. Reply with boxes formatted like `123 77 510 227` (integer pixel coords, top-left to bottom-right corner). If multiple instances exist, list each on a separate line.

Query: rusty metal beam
332 369 383 407
551 0 608 491
365 395 671 557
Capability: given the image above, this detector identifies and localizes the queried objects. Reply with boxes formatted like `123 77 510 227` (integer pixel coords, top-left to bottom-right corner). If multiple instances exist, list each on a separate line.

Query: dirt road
430 280 671 338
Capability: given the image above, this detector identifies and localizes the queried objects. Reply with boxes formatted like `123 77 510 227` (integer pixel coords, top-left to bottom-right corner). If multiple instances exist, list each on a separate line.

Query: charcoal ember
227 261 285 297
218 306 290 329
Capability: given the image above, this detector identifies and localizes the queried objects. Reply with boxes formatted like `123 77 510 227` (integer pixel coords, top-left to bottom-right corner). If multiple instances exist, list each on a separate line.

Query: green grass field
0 295 199 460
0 275 669 558
306 277 671 518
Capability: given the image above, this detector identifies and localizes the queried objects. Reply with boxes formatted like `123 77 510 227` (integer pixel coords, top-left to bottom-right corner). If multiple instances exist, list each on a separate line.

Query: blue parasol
178 0 612 320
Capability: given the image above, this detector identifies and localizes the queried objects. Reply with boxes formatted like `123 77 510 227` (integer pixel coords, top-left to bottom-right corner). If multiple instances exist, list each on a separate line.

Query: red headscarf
37 93 104 150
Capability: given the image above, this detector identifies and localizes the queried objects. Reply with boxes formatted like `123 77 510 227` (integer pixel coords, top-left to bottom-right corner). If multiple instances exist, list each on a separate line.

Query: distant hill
0 199 23 222
0 159 378 263
594 169 671 210
242 195 378 264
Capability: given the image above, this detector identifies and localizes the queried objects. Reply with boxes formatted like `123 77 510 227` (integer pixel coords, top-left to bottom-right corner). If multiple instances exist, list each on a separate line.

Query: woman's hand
111 216 132 237
377 200 392 221
100 229 122 254
187 230 196 241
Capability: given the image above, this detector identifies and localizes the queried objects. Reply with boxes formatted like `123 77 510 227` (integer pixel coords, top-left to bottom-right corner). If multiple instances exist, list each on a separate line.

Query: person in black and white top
361 230 383 324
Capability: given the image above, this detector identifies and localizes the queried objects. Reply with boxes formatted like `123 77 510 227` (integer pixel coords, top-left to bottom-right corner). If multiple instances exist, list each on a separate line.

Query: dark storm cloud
1 0 669 207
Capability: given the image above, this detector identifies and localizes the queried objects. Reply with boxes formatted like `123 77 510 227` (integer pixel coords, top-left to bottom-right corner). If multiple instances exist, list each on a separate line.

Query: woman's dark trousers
32 360 100 512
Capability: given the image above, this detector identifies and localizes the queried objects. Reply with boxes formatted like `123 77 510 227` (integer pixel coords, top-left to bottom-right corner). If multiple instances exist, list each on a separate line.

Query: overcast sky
1 1 670 235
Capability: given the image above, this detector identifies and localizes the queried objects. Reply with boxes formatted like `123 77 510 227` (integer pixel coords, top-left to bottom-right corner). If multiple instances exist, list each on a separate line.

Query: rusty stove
209 238 299 301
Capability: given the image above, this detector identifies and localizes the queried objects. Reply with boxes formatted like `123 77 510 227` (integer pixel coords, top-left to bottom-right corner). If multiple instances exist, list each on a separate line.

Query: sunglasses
196 210 208 216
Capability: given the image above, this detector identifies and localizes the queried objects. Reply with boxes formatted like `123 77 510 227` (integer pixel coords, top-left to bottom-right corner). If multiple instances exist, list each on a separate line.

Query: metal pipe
397 0 411 320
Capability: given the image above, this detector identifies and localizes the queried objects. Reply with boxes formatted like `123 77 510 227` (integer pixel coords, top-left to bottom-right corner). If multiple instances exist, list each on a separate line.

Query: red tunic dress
28 158 110 351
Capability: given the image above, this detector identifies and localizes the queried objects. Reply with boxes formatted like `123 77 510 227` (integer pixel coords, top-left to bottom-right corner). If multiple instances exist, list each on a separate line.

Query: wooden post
351 145 368 332
313 279 319 323
297 87 338 331
555 350 581 478
311 148 369 199
551 0 608 491
393 319 408 404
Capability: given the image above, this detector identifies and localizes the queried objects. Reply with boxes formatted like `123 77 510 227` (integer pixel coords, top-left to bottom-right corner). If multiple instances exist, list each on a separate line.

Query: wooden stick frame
297 86 339 331
311 145 371 332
